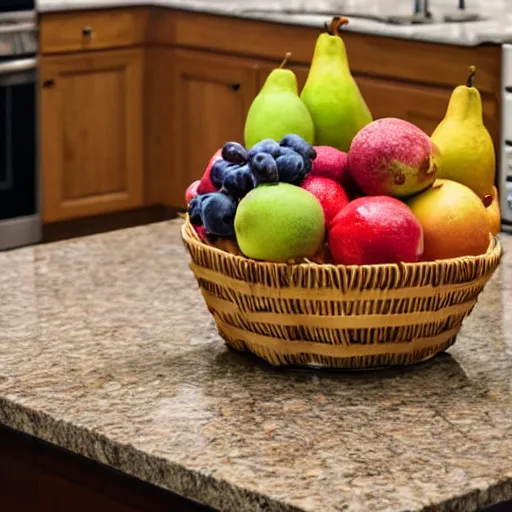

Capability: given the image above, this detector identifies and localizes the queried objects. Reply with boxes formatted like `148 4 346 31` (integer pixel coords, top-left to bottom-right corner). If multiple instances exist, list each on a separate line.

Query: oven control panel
0 30 36 57
0 11 36 58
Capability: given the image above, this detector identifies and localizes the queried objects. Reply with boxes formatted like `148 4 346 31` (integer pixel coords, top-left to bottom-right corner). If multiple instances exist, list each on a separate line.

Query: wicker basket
181 218 502 369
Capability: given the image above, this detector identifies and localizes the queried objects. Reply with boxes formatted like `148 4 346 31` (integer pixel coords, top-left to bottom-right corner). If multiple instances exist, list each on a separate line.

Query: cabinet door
354 75 498 138
41 49 143 223
171 49 259 208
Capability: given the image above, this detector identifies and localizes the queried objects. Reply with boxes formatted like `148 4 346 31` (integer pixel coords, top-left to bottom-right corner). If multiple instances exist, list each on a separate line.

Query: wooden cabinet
169 49 259 208
0 426 211 511
354 75 498 138
41 49 144 222
39 7 502 220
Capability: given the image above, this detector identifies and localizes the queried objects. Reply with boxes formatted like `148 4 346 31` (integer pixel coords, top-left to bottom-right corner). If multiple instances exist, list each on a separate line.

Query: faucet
414 0 432 19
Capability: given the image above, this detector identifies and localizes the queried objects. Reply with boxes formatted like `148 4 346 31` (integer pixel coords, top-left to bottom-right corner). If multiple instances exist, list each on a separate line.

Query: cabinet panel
354 75 498 139
170 49 259 208
145 47 174 206
150 9 501 94
41 49 144 222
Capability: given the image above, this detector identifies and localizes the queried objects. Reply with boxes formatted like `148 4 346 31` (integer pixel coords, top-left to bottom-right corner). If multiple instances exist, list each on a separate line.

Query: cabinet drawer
40 10 144 54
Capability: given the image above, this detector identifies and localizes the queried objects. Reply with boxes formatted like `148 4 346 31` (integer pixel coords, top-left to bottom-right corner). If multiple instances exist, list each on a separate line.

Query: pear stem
279 52 292 69
466 65 476 87
324 16 349 36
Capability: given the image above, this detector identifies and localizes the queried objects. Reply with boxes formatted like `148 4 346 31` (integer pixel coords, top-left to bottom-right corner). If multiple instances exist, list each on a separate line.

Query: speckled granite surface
36 0 512 46
1 219 512 512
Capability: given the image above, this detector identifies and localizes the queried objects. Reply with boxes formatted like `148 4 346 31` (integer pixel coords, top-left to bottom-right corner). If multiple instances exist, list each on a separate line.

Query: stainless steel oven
0 8 38 251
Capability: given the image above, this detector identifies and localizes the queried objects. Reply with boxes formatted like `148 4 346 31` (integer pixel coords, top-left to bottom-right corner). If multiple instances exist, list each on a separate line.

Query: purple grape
222 142 248 164
280 134 317 160
188 195 205 226
202 192 237 236
210 159 239 188
247 139 281 159
222 164 258 198
250 152 279 183
275 151 306 185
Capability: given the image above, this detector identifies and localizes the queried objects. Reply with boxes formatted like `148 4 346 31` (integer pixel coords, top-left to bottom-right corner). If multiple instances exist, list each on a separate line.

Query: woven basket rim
181 217 502 271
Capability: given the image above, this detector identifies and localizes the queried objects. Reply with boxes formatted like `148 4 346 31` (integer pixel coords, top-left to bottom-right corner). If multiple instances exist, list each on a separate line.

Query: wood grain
144 46 175 205
150 9 501 93
355 74 499 141
39 8 148 54
41 49 144 222
170 48 260 208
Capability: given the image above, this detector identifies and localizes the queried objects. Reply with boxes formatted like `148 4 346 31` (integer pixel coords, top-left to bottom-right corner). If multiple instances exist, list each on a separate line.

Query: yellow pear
486 186 501 235
431 66 495 201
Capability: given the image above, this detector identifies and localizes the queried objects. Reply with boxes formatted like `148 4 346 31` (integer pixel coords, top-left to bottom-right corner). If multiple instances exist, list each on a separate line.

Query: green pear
300 17 373 152
431 66 495 202
244 53 314 149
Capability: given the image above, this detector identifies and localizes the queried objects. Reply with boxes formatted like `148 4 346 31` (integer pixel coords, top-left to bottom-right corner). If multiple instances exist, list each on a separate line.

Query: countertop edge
0 397 301 512
3 395 512 512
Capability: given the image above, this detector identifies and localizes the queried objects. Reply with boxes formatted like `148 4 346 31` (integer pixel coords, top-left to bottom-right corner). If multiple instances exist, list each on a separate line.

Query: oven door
0 57 40 251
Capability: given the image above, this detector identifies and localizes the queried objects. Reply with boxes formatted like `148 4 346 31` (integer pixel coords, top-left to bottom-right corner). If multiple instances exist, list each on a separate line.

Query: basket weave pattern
182 220 502 369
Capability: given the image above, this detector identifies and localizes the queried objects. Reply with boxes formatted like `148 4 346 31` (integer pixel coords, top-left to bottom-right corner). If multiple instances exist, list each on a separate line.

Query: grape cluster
188 192 238 237
248 134 317 185
188 134 316 237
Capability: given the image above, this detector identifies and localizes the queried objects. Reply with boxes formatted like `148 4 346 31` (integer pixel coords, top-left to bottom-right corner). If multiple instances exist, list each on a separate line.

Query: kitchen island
1 219 512 511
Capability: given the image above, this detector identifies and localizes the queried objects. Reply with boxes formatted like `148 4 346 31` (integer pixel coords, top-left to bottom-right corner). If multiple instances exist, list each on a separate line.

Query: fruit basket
181 16 504 370
182 218 502 370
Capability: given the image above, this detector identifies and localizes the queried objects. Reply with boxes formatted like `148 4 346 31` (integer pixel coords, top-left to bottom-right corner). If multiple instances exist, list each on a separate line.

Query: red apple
197 148 223 194
301 175 349 229
185 180 200 204
348 118 436 197
194 225 210 244
310 146 361 199
328 196 424 265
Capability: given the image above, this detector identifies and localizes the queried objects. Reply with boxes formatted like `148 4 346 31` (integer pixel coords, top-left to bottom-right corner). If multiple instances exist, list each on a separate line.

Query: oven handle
0 58 37 75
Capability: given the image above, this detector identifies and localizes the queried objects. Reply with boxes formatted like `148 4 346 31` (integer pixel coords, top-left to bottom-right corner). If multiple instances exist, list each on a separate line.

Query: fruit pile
184 17 500 266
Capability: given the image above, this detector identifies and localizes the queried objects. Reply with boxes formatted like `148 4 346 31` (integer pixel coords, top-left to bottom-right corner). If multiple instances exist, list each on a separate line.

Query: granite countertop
1 219 512 512
36 0 512 47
